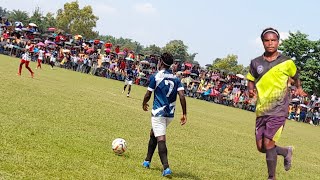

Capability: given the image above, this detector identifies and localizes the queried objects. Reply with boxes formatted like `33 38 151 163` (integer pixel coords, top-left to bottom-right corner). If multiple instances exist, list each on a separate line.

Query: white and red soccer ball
112 138 127 155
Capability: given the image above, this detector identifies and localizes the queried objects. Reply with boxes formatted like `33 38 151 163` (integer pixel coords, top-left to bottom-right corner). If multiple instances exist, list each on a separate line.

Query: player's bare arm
142 90 152 111
178 90 187 125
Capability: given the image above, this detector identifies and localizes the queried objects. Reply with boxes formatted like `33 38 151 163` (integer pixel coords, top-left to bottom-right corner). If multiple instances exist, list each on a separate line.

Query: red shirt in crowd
120 61 126 70
3 32 9 39
115 46 120 54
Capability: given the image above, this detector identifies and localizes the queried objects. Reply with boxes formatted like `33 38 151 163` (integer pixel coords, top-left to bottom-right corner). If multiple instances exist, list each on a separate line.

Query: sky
2 0 320 66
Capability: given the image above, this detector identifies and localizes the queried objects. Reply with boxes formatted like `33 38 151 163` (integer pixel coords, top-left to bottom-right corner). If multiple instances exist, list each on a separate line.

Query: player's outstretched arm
142 91 152 111
178 90 187 125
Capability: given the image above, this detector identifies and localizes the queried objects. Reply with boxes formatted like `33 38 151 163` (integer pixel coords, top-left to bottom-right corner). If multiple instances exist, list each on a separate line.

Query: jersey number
164 80 174 97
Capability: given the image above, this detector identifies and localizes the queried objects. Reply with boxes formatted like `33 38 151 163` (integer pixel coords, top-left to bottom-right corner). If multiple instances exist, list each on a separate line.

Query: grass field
0 55 319 180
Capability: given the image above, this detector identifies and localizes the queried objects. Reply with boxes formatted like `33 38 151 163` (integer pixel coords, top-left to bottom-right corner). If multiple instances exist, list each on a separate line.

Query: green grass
0 54 319 180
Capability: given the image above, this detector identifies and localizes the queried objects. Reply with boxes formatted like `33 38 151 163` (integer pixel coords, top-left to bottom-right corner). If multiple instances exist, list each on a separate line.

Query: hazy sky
3 0 320 66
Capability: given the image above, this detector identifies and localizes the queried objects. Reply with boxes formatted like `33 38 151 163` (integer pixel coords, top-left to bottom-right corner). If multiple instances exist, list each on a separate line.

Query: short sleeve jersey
126 69 134 81
246 54 298 117
148 69 184 118
52 51 58 58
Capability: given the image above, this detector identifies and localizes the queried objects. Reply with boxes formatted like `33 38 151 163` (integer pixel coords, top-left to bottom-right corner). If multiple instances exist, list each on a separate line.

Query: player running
142 52 187 177
122 64 135 97
246 28 306 180
49 49 58 69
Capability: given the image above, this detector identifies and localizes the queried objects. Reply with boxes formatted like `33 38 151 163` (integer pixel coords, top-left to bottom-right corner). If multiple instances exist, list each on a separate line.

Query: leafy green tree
99 35 144 53
141 44 162 55
211 54 246 74
299 59 320 94
29 7 44 31
0 6 9 17
162 40 188 61
279 31 320 95
279 31 318 68
43 12 56 29
56 1 98 39
242 65 250 75
8 10 29 26
121 41 143 53
186 53 198 63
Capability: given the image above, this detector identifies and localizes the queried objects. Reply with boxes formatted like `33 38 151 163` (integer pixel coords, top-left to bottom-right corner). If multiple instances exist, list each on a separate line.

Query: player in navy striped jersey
142 52 187 177
122 64 135 97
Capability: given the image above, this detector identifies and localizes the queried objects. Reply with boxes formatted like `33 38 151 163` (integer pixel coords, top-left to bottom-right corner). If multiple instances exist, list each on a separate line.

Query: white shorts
50 57 56 62
125 80 133 85
151 117 173 137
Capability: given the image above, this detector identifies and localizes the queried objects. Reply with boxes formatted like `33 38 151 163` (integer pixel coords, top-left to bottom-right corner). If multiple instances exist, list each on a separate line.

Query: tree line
1 2 319 94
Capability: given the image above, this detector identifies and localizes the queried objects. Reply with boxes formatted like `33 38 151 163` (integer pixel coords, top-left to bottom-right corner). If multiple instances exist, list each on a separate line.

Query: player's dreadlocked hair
161 52 174 67
261 27 280 40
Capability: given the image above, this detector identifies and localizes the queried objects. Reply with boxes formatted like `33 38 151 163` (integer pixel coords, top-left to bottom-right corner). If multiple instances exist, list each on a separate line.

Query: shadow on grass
151 167 201 180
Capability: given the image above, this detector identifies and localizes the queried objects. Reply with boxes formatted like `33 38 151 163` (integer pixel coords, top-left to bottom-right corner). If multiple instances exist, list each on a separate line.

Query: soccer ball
112 138 127 155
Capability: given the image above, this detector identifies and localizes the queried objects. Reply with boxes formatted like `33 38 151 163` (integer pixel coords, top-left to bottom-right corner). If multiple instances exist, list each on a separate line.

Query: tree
8 10 29 26
279 31 320 95
43 12 56 29
186 53 198 63
211 54 246 74
242 65 250 75
299 59 320 94
279 31 318 68
56 1 99 39
121 41 144 54
98 35 145 53
141 44 162 55
29 7 44 32
162 40 188 61
0 6 9 18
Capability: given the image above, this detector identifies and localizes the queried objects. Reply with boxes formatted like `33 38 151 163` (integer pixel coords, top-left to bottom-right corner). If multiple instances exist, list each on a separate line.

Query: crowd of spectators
1 18 319 127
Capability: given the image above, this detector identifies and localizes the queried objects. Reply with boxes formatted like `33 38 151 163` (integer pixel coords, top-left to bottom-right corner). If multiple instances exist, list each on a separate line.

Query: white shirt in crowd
72 55 78 63
103 55 110 63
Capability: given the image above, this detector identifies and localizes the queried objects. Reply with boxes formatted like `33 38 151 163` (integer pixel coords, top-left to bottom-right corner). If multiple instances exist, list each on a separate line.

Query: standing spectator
90 52 99 75
299 107 307 122
309 93 317 106
72 54 78 71
313 110 319 126
295 106 301 122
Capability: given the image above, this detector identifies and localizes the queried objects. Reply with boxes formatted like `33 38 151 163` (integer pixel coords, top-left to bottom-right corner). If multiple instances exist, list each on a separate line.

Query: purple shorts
255 116 286 142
